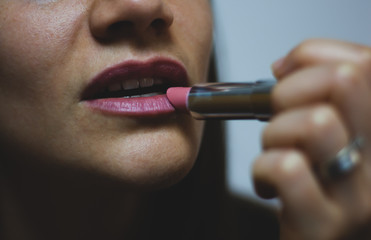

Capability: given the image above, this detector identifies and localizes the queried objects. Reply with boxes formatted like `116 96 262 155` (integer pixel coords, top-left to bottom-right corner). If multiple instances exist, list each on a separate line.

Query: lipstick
166 79 275 120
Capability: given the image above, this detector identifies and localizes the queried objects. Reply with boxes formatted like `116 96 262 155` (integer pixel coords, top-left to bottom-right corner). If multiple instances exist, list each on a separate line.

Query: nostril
108 21 134 33
104 19 170 38
89 1 174 40
106 19 167 36
151 18 168 30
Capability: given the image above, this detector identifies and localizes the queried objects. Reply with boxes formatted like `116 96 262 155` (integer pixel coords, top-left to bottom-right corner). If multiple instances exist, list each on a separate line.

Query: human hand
253 39 371 240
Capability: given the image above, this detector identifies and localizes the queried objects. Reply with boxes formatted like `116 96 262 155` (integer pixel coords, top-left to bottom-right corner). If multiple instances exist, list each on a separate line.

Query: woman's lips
86 95 175 116
81 58 188 117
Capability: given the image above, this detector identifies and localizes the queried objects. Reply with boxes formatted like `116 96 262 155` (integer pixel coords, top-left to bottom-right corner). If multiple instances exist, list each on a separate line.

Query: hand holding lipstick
253 39 371 239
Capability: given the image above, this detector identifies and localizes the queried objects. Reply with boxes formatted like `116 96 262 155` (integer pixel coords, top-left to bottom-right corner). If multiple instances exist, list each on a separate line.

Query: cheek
0 3 87 156
180 4 213 53
0 2 88 125
0 3 85 84
172 2 213 83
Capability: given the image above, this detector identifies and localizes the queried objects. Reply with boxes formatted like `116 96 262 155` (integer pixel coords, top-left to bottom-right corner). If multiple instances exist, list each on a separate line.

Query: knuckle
276 151 307 181
308 105 336 132
299 106 337 144
335 63 362 86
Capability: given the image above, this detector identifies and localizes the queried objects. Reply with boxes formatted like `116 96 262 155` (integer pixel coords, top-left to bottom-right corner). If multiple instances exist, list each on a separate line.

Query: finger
272 39 371 79
272 63 371 138
329 64 371 140
263 104 348 164
253 149 325 201
270 62 371 231
253 150 343 238
272 63 371 222
325 151 371 228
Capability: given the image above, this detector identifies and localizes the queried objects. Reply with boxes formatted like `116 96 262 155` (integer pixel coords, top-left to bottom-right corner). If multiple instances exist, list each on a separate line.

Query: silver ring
321 138 363 180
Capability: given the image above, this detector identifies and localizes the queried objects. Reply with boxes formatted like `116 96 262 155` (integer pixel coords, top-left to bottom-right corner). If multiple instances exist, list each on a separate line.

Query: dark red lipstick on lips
82 59 188 117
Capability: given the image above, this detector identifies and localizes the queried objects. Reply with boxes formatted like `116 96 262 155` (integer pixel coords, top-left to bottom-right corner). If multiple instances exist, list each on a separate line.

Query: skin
0 0 212 239
0 0 212 185
254 39 371 239
2 0 371 239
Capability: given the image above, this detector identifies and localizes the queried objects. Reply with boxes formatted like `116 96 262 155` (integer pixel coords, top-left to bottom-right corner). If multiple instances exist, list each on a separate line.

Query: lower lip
84 94 175 117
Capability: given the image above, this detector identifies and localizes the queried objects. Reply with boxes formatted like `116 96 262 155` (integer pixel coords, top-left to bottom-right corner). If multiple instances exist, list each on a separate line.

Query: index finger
273 39 371 79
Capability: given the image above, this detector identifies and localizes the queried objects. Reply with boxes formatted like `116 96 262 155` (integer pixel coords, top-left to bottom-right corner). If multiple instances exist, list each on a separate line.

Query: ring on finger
320 137 363 180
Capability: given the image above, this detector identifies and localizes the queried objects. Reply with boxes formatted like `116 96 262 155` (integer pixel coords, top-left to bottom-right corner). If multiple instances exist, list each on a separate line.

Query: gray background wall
212 0 371 206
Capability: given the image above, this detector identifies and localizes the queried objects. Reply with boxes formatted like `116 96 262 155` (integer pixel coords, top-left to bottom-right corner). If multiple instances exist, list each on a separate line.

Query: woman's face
0 0 213 188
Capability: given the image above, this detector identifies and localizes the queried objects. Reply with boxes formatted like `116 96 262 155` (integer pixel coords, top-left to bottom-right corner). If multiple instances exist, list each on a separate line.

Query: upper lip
81 58 189 100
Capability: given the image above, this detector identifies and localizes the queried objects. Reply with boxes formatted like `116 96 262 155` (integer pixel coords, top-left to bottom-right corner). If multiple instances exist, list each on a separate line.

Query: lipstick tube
167 79 275 120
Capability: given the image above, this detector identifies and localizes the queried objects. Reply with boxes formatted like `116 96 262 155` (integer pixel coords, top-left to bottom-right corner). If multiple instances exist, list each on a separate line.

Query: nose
89 0 174 40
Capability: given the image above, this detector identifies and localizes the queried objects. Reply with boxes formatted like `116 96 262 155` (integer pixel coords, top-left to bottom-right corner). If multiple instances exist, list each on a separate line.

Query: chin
6 114 203 191
124 153 197 191
96 146 198 191
80 124 203 191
